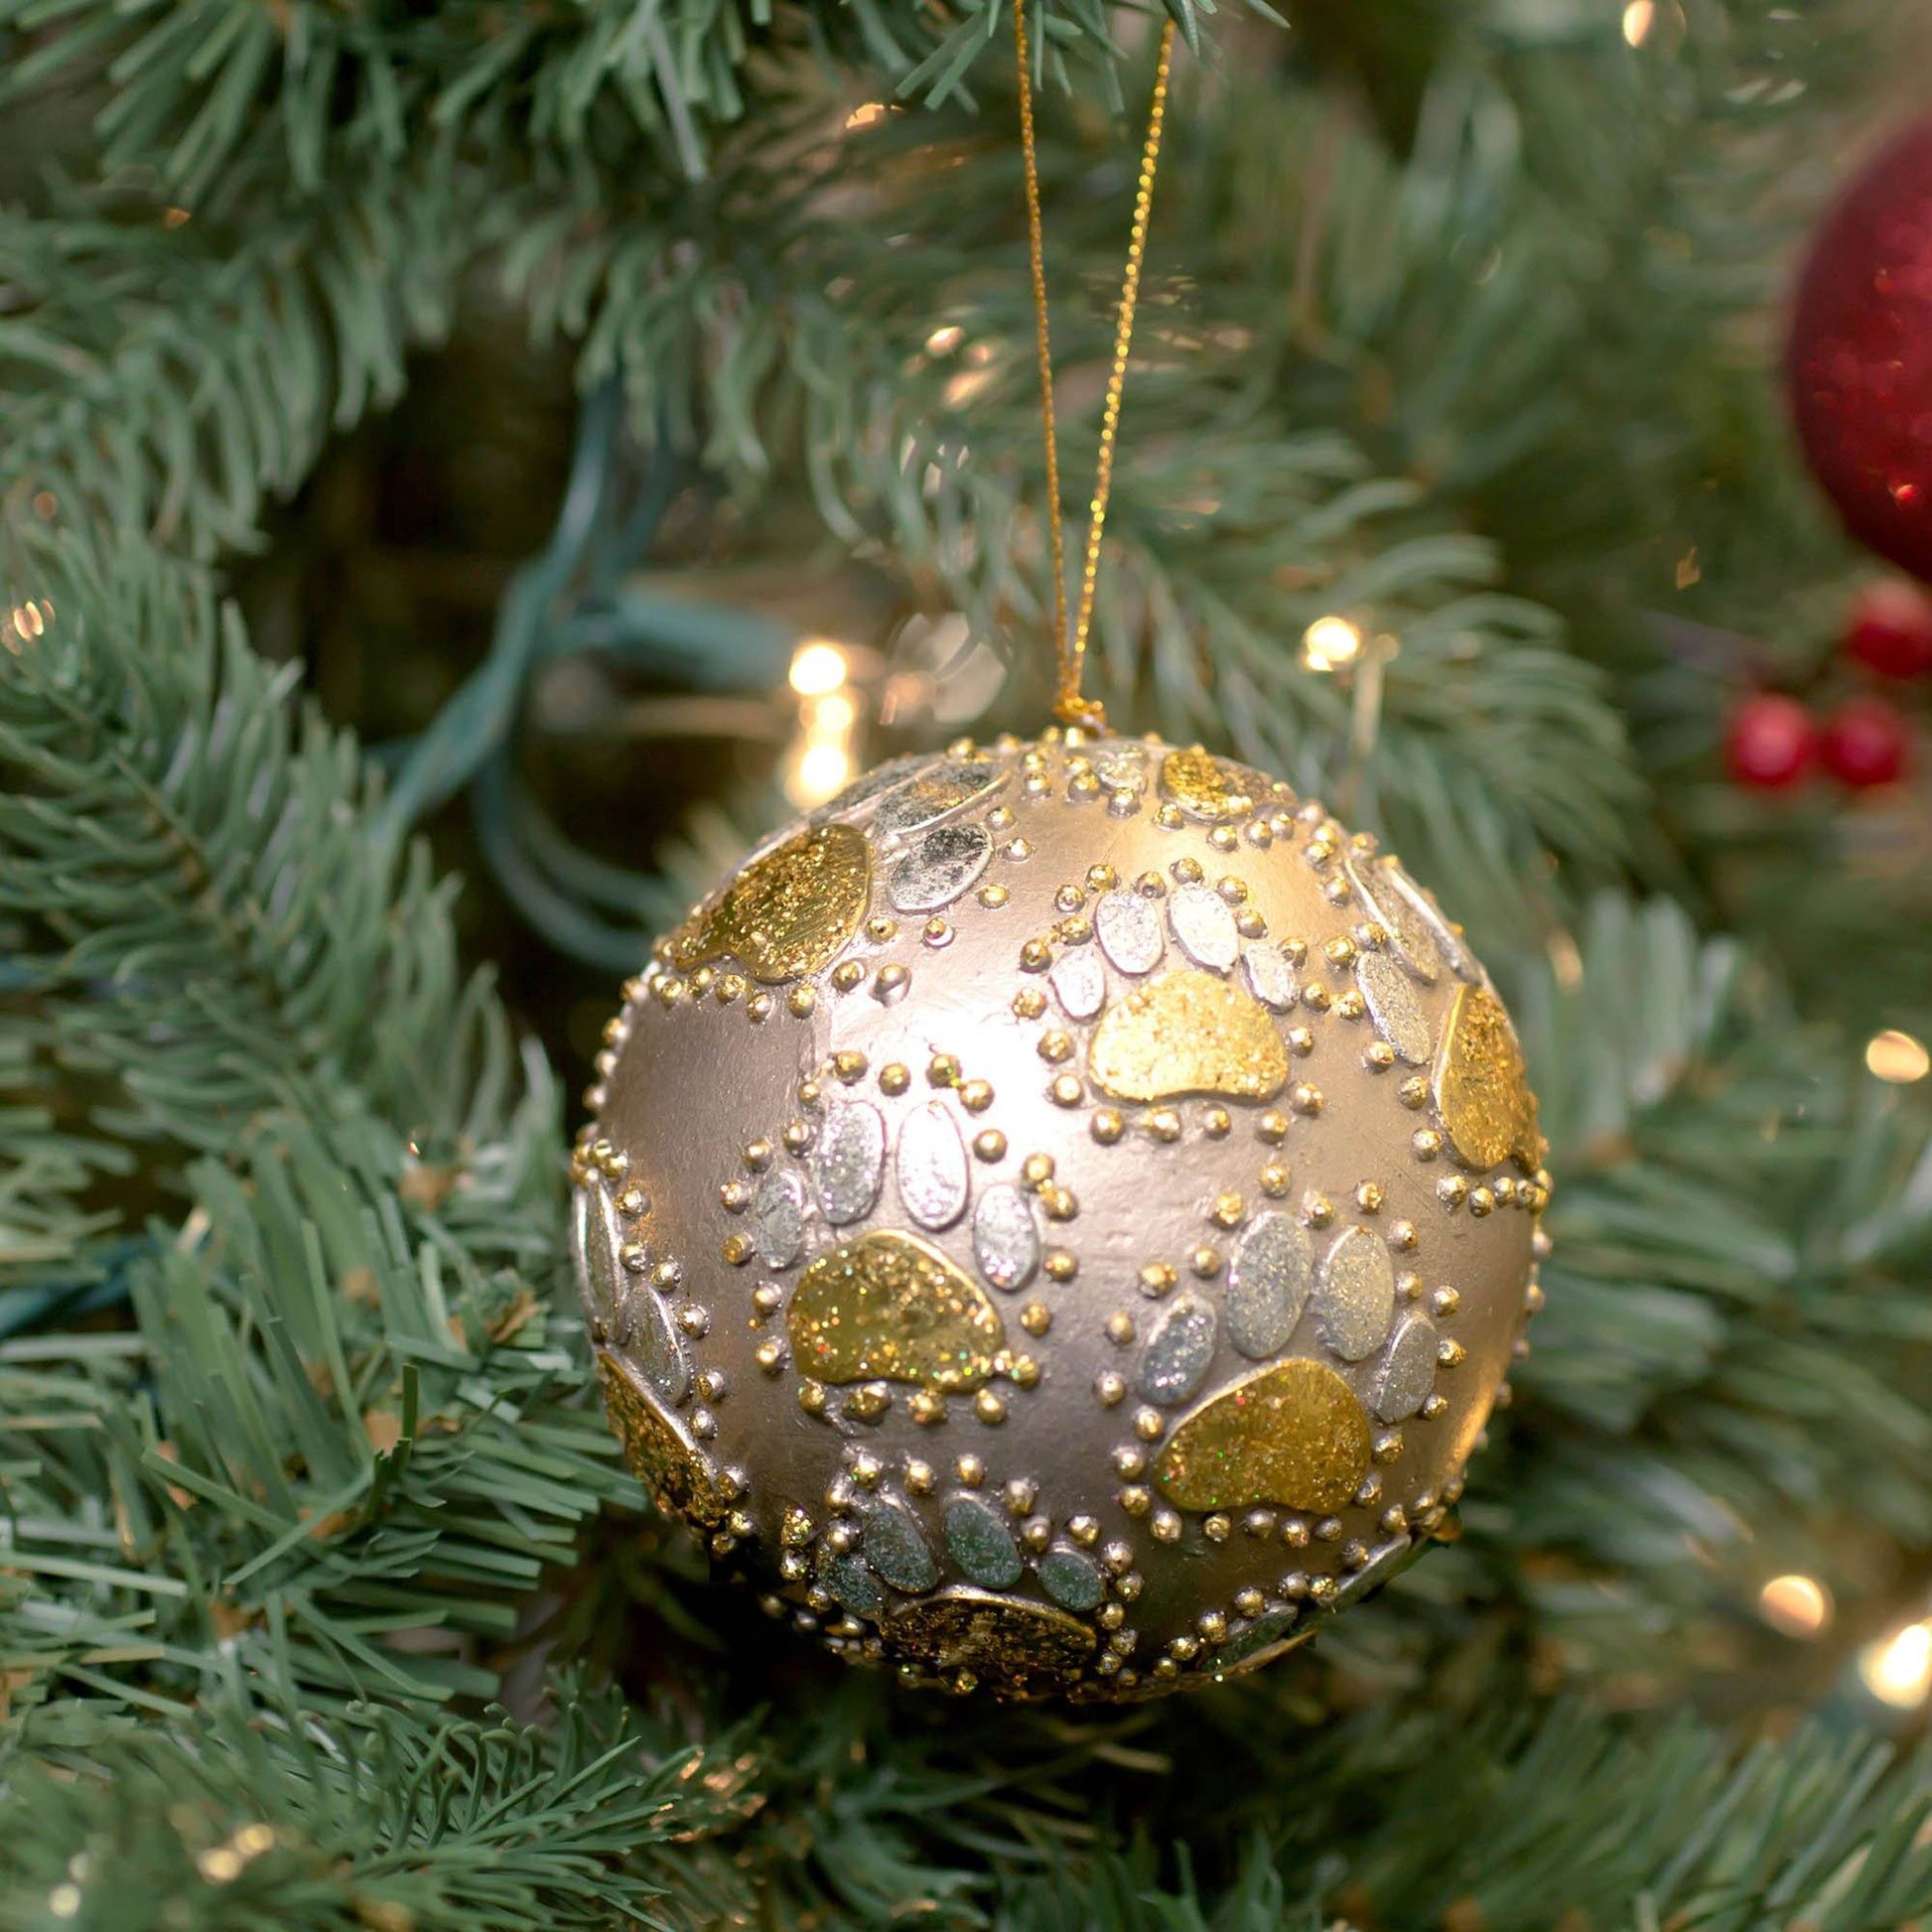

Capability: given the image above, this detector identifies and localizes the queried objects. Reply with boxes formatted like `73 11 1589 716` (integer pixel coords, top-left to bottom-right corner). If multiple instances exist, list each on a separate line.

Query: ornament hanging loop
1013 0 1176 733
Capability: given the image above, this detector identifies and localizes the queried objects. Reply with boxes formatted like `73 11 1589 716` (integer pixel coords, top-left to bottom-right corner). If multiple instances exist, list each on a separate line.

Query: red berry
1820 697 1912 788
1846 581 1932 680
1725 692 1816 790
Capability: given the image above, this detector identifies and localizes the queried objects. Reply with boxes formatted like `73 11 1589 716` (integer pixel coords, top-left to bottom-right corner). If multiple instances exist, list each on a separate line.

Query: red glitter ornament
1724 692 1816 790
1787 118 1932 584
1845 580 1932 680
1819 697 1911 789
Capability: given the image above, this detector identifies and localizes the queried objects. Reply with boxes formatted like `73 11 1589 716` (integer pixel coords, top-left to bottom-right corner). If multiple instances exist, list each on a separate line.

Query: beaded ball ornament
572 730 1547 1700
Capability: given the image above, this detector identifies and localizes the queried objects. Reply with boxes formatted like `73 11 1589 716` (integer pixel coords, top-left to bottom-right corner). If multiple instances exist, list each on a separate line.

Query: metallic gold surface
674 823 869 982
1435 983 1542 1173
1160 748 1251 821
1153 1358 1371 1513
578 733 1543 1699
884 1587 1098 1698
788 1230 1008 1392
1088 969 1289 1103
597 1351 725 1525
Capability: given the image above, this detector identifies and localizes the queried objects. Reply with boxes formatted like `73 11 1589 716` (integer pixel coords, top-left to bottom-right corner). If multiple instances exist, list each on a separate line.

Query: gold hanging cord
1012 0 1176 730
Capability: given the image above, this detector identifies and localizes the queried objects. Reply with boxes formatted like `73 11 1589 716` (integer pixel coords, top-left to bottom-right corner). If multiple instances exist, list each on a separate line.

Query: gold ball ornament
572 730 1548 1700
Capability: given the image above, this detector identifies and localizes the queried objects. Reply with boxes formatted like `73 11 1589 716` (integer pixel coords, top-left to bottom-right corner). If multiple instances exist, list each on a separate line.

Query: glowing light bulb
844 101 887 131
1866 1030 1930 1084
5 600 52 650
1860 1620 1932 1710
1622 1 1654 45
1757 1573 1832 1639
925 325 964 355
789 640 850 698
1301 616 1363 672
789 740 853 808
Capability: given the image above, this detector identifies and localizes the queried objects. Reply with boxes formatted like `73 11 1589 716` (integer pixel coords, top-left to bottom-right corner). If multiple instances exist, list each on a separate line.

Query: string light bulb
1866 1030 1930 1084
788 640 850 698
1301 615 1363 673
1860 1619 1932 1710
1757 1573 1833 1639
1622 2 1654 46
789 739 853 805
784 639 861 808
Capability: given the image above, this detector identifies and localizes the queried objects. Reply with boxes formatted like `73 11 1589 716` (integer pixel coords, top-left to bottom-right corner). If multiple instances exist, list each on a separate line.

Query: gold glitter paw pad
1433 984 1542 1173
596 1350 726 1526
672 823 871 983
